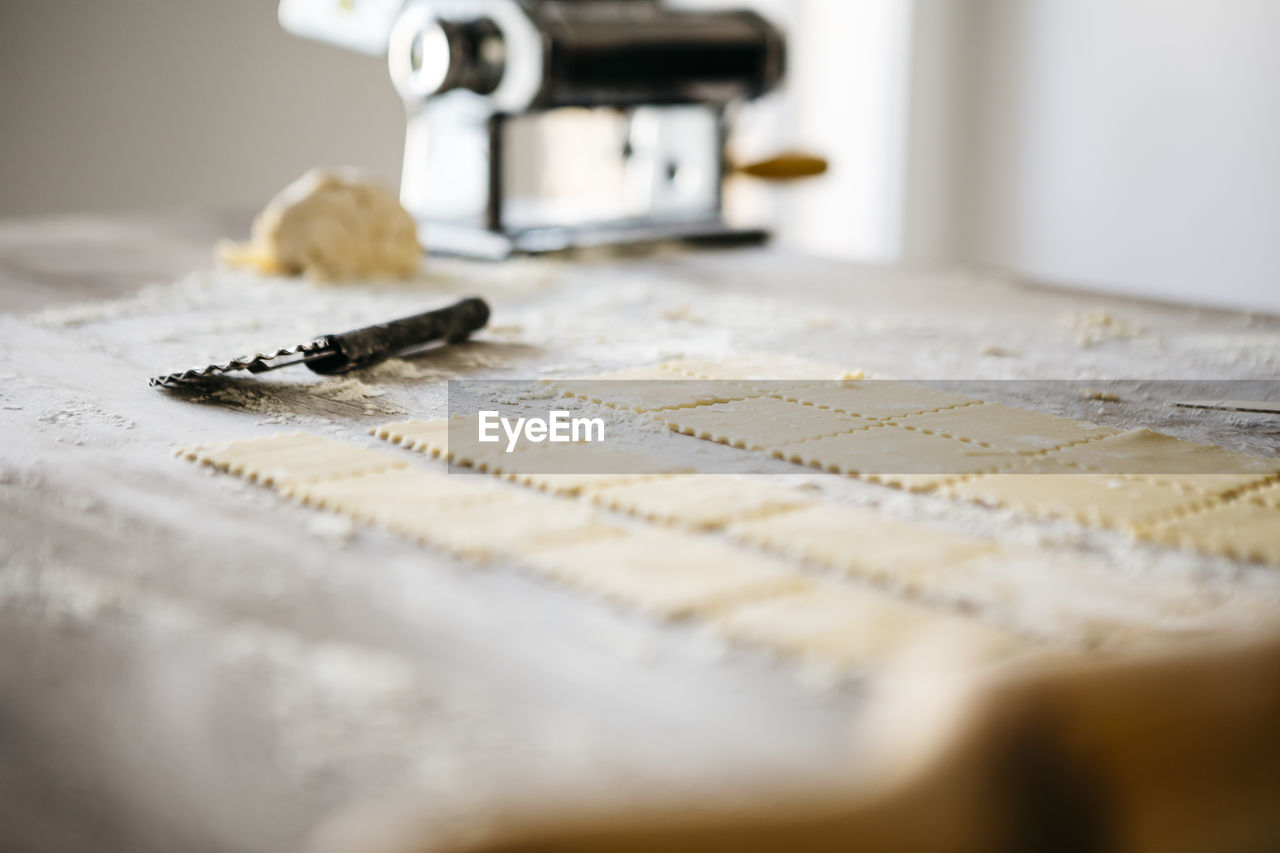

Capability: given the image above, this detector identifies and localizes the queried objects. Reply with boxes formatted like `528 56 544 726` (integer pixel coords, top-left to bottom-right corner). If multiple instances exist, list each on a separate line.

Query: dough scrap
590 475 814 530
725 504 1000 604
523 529 807 619
217 168 422 281
774 424 1021 491
182 433 408 487
1048 429 1280 493
715 582 1027 673
894 403 1119 453
944 473 1215 531
770 380 981 421
1139 499 1280 565
663 396 865 451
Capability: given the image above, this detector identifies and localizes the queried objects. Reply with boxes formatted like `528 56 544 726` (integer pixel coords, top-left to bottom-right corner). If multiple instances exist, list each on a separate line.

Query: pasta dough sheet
589 475 815 530
771 381 982 421
184 426 1264 681
944 474 1217 532
181 433 409 487
714 582 1030 673
894 403 1120 453
663 396 866 451
522 529 808 619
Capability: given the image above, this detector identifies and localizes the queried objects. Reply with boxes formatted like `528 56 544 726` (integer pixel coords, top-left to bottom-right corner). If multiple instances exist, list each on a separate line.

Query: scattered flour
1065 310 1148 348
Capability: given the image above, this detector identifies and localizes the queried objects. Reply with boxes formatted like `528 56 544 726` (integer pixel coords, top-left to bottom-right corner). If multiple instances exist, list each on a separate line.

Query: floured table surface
2 212 1280 853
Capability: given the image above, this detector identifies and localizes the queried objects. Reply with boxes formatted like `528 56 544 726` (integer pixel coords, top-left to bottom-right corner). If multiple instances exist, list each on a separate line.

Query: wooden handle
733 152 829 181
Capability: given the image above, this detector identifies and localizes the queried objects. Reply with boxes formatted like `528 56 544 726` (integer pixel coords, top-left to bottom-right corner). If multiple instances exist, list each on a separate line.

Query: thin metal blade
149 340 332 387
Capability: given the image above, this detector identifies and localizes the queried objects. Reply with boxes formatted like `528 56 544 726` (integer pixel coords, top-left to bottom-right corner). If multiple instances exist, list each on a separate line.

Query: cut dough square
549 366 673 382
715 582 1025 673
179 432 322 463
373 419 451 458
491 442 692 478
284 467 505 518
1139 500 1280 566
299 477 524 536
774 424 1021 491
512 472 668 497
1251 482 1280 509
552 371 751 412
894 403 1120 453
590 475 814 529
1047 428 1280 493
407 500 627 561
374 415 582 473
523 529 806 619
380 415 578 471
726 504 999 604
184 433 408 486
663 396 866 451
373 418 690 492
771 380 981 420
944 473 1215 531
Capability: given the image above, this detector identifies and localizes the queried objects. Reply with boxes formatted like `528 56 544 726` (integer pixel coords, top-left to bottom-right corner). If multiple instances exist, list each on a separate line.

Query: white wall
677 0 915 262
0 0 406 218
905 0 1280 312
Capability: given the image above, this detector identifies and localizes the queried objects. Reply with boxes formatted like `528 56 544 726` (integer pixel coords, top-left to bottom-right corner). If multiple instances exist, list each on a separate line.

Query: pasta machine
279 0 790 258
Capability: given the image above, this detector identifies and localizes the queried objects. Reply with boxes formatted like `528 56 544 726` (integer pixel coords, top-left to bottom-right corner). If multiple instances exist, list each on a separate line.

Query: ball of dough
218 168 423 281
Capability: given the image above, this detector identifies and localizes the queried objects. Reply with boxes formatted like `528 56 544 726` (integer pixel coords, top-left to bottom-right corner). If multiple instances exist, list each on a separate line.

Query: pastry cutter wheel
150 296 490 387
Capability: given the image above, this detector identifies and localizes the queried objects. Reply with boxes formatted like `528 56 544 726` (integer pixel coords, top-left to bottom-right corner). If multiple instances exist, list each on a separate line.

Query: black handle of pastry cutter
303 297 490 375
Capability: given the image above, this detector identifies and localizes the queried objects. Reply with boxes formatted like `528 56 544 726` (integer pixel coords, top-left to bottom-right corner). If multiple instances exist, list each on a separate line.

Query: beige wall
0 0 407 218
